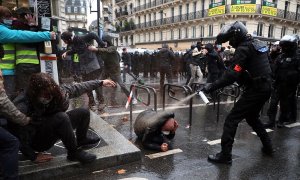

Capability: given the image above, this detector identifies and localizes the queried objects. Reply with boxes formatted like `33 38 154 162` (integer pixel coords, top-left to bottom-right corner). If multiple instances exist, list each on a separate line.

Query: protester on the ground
134 109 178 152
203 21 274 164
11 73 116 164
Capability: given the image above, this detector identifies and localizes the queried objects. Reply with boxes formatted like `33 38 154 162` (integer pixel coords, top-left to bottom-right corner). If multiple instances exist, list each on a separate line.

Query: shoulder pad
252 40 268 53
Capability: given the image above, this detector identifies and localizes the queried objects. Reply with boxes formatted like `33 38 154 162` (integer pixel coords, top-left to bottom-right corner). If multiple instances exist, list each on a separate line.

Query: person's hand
50 31 56 40
22 117 31 126
161 143 169 152
102 79 116 87
202 48 208 55
62 52 67 59
34 152 53 164
124 65 128 68
202 83 213 94
88 45 98 52
25 14 36 26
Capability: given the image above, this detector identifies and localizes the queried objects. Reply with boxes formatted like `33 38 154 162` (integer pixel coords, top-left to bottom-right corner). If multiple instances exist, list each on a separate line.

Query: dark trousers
31 108 90 154
122 66 138 82
278 85 298 123
267 89 279 123
221 88 271 155
15 64 40 93
206 73 219 83
81 69 102 104
99 72 130 103
3 75 16 100
0 127 19 180
159 66 173 89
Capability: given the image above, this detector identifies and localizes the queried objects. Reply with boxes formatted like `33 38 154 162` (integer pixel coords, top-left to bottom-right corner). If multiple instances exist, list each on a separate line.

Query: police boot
260 137 275 156
208 152 232 164
263 121 275 129
276 120 285 128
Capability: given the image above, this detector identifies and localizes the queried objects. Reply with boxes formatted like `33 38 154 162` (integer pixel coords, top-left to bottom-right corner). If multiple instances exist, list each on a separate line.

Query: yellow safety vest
15 44 39 65
0 44 15 70
73 53 79 63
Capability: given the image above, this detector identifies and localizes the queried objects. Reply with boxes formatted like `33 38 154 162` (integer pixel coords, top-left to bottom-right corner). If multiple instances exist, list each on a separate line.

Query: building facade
65 0 88 30
89 0 118 39
115 0 300 50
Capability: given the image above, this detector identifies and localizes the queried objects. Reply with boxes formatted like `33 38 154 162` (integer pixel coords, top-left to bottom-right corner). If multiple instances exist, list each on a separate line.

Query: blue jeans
0 127 19 180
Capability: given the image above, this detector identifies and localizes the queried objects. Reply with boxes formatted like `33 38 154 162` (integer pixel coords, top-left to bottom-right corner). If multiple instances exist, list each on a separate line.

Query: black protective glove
202 83 214 94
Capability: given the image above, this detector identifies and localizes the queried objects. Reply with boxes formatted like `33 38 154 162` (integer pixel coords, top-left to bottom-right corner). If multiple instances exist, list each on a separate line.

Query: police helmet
279 34 298 52
162 44 169 49
216 21 248 48
61 31 73 41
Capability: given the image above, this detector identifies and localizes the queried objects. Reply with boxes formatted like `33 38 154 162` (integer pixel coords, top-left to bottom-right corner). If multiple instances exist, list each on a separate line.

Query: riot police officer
203 21 274 164
273 35 300 127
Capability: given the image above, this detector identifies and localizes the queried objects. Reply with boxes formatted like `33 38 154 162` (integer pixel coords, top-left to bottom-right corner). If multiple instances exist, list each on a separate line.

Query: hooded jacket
11 80 104 161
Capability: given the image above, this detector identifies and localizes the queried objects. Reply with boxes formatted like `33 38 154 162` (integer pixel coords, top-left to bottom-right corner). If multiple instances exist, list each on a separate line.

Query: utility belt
249 75 272 90
252 75 271 84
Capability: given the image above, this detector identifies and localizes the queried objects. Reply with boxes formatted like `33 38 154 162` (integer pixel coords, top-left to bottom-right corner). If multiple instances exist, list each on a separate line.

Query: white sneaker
132 98 138 105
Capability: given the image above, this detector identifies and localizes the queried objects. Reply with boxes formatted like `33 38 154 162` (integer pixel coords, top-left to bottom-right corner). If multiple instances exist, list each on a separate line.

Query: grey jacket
0 89 28 126
66 33 104 74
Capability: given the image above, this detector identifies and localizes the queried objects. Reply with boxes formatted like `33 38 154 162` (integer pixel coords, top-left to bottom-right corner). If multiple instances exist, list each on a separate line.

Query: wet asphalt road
64 76 300 180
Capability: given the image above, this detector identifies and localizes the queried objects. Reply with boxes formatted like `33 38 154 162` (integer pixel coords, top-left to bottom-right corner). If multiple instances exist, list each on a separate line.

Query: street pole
90 0 101 37
97 0 101 37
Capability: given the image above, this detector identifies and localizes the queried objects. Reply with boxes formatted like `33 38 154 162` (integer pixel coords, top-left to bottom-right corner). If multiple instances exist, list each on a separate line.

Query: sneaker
77 137 100 147
67 150 96 164
132 98 138 105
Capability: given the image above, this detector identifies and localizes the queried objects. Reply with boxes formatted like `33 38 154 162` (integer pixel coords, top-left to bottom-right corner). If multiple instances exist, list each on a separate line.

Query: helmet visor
216 24 234 44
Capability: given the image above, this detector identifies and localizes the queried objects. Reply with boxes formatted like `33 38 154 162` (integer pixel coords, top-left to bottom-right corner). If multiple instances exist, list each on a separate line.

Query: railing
135 0 175 12
129 84 157 137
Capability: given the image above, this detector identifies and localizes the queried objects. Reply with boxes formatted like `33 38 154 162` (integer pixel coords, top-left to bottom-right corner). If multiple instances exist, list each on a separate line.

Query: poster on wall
261 0 277 16
230 0 256 14
208 0 226 16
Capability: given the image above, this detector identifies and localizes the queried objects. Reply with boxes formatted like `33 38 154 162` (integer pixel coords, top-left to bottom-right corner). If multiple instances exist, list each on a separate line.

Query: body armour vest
275 52 300 86
242 40 272 79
